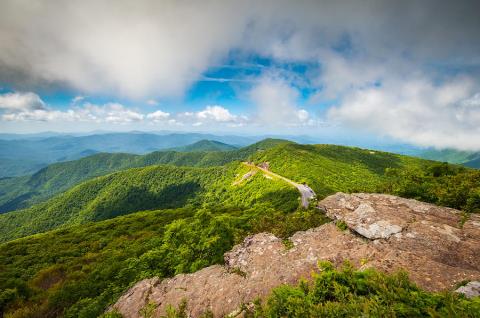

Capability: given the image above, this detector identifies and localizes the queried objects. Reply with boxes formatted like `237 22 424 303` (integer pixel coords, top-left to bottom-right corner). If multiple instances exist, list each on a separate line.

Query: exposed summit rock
112 193 480 318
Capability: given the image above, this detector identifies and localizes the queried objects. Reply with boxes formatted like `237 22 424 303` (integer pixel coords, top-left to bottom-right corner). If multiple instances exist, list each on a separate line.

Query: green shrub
336 220 348 231
250 262 480 317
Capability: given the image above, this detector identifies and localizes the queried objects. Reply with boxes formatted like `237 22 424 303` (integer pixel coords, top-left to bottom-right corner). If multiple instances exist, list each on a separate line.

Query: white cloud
174 105 248 127
146 110 170 122
296 109 309 122
0 94 248 129
328 76 480 150
249 75 314 127
1 1 478 99
2 101 144 124
2 109 75 122
0 92 45 111
197 105 236 122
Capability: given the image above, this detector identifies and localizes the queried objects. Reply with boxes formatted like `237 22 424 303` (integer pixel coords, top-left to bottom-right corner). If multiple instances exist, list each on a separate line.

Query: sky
0 0 480 150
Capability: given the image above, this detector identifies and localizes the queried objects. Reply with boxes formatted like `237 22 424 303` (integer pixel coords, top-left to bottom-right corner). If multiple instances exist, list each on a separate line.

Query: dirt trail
242 162 315 208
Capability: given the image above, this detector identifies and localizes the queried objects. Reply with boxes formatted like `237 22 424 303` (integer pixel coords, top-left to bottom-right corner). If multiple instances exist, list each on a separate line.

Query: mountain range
1 136 479 317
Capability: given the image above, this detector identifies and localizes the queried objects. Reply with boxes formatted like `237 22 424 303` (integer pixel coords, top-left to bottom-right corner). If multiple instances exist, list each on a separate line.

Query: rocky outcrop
112 193 480 318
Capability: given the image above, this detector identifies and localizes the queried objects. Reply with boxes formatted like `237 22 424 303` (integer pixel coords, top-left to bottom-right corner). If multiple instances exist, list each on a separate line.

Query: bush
250 262 480 317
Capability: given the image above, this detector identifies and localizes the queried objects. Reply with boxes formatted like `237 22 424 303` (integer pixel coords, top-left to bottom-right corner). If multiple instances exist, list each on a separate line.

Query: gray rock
456 281 480 298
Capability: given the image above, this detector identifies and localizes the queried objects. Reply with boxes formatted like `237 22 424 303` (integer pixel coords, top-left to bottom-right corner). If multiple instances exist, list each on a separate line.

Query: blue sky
0 0 480 150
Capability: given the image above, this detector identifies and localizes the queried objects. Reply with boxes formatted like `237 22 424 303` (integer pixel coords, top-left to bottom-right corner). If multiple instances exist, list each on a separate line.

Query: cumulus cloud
1 0 479 99
1 99 145 124
0 91 245 128
0 0 253 98
177 105 247 127
328 76 480 150
71 95 85 104
146 110 170 122
249 75 313 127
0 92 45 111
197 105 236 122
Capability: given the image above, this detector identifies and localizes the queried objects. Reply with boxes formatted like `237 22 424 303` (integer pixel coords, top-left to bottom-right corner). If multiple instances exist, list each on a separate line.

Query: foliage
0 201 327 318
2 142 479 244
336 220 348 231
0 162 298 242
419 148 480 168
381 163 480 213
250 143 432 199
1 139 480 317
248 262 480 317
0 139 288 213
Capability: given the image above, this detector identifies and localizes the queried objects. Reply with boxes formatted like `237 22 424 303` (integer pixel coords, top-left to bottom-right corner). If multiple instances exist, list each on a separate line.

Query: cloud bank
0 92 250 128
1 0 480 148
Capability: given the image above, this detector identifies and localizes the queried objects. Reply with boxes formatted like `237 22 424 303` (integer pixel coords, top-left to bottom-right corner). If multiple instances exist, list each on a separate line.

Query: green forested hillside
250 143 430 198
0 162 299 242
250 143 480 212
0 139 289 213
2 140 480 243
0 153 139 212
0 132 257 177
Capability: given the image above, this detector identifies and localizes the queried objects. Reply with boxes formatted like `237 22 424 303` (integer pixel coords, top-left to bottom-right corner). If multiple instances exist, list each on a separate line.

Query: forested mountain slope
250 143 480 212
3 140 479 244
0 162 299 242
0 139 289 213
1 142 480 317
249 143 431 197
0 202 327 318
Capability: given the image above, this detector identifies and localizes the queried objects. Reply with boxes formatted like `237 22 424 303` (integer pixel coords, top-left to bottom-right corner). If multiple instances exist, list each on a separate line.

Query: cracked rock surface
112 193 480 318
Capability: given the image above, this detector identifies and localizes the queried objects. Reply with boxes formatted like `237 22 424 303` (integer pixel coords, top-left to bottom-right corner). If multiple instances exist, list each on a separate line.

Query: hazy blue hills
0 132 258 177
418 148 480 168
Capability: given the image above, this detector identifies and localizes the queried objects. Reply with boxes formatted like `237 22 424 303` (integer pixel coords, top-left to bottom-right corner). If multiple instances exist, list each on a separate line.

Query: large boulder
112 193 480 318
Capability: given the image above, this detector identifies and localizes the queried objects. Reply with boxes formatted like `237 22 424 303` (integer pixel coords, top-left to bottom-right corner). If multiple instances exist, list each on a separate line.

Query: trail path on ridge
242 162 315 208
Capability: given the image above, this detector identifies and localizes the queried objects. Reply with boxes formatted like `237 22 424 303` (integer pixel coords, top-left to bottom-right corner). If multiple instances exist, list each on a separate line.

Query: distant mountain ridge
169 139 238 152
0 132 259 177
418 148 480 168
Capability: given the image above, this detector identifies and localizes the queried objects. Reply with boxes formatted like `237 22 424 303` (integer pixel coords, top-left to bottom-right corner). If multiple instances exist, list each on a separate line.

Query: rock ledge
112 193 480 317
